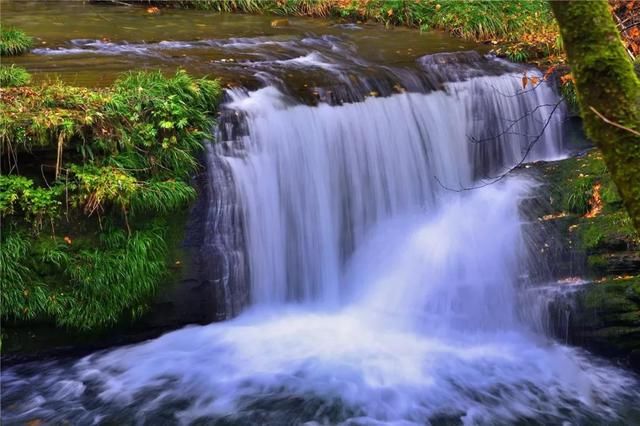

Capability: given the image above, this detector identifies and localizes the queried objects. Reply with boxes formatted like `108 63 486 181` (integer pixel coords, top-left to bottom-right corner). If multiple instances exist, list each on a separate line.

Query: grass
0 65 31 87
1 226 169 329
0 27 32 56
1 70 221 330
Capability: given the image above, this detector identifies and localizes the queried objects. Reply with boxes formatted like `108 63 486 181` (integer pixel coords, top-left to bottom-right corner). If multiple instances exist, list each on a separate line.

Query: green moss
1 70 221 330
0 65 31 87
0 27 32 56
582 277 640 316
586 254 609 274
580 211 638 252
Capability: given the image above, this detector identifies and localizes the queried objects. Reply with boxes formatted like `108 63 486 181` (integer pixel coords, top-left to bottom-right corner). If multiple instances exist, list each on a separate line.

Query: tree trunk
551 0 640 231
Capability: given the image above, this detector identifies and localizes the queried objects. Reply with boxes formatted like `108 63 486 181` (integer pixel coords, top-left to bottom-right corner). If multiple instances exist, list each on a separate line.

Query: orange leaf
529 76 539 86
543 65 556 80
560 73 574 85
521 73 528 89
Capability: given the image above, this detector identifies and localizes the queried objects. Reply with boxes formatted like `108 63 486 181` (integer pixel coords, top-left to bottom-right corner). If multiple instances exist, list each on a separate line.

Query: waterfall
3 50 639 425
211 64 564 309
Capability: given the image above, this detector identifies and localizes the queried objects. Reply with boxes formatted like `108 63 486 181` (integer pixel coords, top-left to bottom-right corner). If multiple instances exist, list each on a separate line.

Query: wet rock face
153 150 250 327
524 150 640 370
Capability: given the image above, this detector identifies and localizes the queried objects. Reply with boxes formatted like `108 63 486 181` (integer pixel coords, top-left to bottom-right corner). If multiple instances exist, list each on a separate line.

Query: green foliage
1 226 168 329
0 65 31 87
560 79 579 113
63 227 168 328
548 150 623 216
1 70 220 226
0 175 62 231
107 70 220 178
543 149 639 284
505 47 530 63
1 70 221 330
0 27 32 56
565 177 593 216
411 0 553 41
131 180 196 215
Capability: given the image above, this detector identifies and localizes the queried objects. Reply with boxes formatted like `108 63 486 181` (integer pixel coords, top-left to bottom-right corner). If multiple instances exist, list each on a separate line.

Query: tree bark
551 0 640 231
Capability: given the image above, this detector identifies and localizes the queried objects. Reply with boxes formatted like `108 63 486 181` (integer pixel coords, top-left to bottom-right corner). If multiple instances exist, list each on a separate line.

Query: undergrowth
1 70 221 330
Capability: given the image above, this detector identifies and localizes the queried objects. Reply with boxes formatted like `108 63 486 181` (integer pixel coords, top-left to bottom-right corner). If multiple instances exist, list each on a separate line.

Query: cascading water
3 33 640 425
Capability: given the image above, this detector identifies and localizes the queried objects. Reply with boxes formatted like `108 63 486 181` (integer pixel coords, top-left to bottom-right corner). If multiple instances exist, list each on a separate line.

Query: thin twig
468 103 559 144
589 106 640 137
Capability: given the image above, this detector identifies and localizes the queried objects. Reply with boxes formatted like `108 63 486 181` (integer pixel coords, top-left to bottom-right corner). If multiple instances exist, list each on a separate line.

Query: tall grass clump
1 226 169 329
0 65 31 87
1 70 222 330
0 27 33 56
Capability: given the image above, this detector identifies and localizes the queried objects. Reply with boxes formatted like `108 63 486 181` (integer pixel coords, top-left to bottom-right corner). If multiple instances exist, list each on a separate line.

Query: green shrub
0 27 32 56
0 65 31 87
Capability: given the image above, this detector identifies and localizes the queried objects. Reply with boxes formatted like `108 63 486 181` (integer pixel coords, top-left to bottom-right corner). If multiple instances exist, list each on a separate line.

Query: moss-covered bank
1 71 221 333
535 150 640 368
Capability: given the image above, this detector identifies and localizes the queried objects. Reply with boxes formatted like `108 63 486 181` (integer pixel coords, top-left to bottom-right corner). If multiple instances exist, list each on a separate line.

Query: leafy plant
0 175 62 231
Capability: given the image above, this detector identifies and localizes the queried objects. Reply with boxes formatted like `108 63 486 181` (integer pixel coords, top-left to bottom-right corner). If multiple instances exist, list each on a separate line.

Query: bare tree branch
435 98 564 192
589 106 640 136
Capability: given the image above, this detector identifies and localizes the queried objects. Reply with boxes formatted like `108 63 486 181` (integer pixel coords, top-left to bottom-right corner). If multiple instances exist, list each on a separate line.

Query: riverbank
1 71 221 337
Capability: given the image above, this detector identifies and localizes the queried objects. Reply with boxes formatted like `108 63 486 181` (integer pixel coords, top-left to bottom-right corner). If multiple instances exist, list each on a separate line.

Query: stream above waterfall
2 2 640 425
